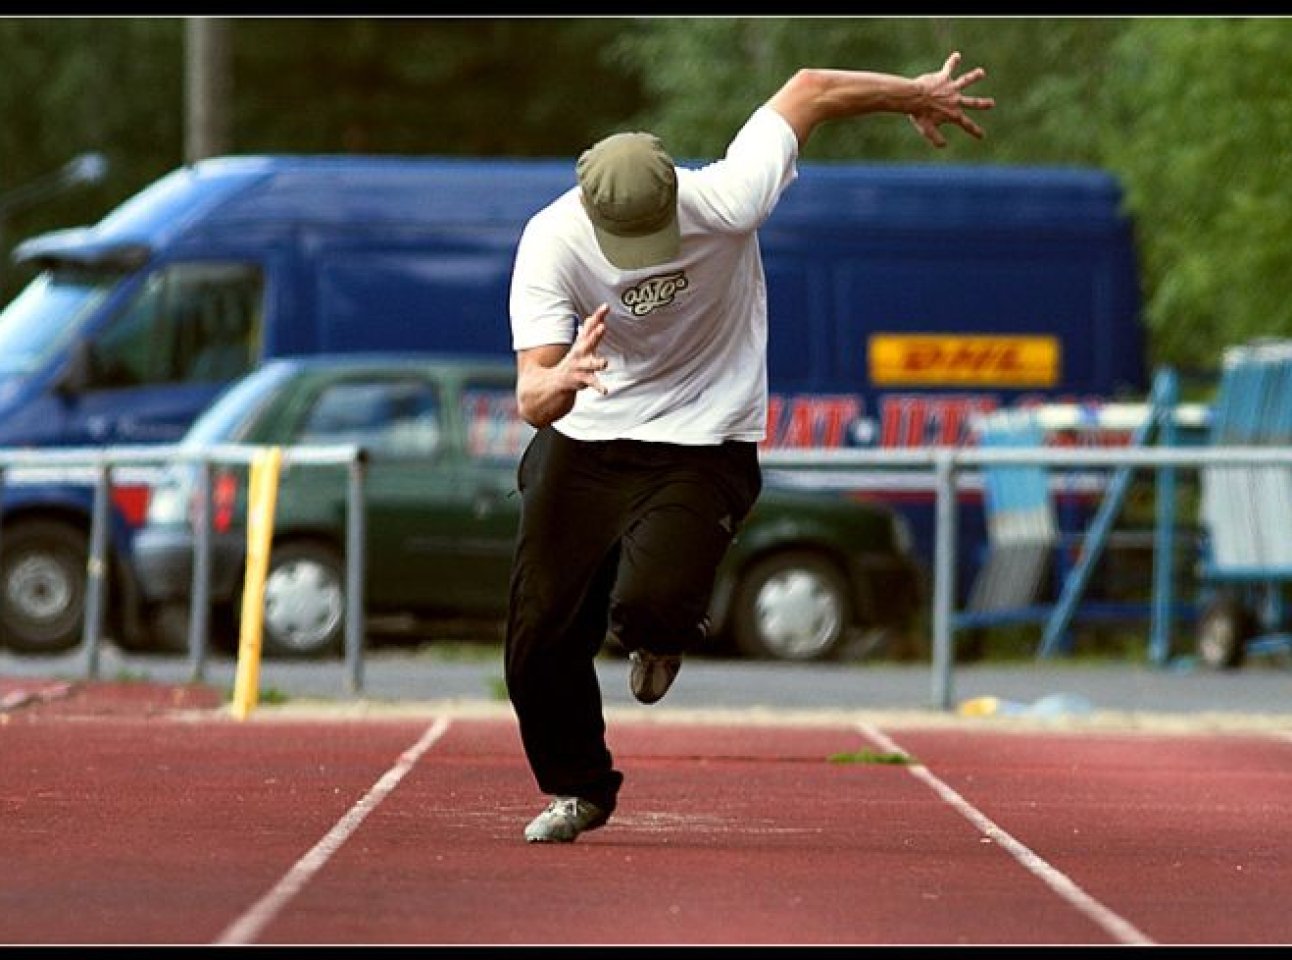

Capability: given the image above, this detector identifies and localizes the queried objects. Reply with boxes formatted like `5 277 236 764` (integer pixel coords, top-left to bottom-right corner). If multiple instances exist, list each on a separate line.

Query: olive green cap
577 131 680 270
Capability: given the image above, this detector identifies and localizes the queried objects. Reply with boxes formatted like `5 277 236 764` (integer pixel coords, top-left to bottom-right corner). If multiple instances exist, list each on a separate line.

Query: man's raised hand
908 51 995 149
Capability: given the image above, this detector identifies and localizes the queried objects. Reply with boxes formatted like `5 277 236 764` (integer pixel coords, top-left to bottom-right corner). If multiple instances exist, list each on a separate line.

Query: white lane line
215 716 453 946
857 721 1156 947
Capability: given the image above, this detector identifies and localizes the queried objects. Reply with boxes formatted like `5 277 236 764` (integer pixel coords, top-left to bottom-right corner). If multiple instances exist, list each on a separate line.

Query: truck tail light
212 469 240 534
187 469 242 533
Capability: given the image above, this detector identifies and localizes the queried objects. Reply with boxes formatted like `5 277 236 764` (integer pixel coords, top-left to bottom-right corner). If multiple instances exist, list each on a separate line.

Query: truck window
461 380 533 465
87 262 263 389
296 378 443 459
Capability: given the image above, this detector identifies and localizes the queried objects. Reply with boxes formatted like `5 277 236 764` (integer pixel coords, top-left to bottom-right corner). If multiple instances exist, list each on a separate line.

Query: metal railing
0 443 366 689
763 444 1292 708
7 441 1292 709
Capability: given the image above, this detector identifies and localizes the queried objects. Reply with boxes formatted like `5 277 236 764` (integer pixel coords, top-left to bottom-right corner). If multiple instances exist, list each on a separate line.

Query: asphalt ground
3 638 1291 733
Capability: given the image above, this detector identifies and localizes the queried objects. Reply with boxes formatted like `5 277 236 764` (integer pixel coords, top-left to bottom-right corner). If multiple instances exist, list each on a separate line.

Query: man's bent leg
613 497 728 704
611 443 761 704
612 445 760 655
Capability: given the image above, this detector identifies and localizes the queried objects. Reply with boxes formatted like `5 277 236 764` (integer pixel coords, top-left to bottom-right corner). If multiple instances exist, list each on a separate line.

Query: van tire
256 541 345 659
731 550 851 662
0 520 88 654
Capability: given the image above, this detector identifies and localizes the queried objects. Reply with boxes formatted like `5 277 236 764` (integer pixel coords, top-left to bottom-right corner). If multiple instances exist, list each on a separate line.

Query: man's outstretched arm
767 51 995 150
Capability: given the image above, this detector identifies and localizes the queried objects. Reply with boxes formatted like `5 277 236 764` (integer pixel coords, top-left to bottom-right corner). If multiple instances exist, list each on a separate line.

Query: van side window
297 378 442 458
88 262 263 389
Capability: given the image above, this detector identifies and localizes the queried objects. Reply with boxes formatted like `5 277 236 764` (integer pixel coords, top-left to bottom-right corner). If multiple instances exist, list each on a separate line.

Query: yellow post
230 446 282 720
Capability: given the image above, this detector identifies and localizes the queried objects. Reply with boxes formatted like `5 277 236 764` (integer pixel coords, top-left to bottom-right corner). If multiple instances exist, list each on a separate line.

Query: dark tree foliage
0 18 184 297
229 18 645 157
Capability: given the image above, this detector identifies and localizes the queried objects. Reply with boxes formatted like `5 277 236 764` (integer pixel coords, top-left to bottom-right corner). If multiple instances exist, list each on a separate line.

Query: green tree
608 18 914 160
230 18 645 157
609 18 1128 165
1100 18 1292 370
0 18 184 299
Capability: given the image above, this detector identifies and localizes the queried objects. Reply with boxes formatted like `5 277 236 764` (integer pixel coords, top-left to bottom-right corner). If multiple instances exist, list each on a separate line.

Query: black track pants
504 426 761 811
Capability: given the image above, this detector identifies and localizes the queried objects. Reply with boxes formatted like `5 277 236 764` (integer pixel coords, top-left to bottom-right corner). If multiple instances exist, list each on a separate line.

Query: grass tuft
827 749 912 765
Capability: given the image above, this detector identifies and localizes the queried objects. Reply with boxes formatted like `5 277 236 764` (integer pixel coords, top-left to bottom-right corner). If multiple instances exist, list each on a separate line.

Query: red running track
1 679 1291 946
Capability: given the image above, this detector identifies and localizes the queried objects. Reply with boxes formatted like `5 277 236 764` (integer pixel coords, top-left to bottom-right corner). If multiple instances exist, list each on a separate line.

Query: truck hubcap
263 560 343 652
754 570 842 659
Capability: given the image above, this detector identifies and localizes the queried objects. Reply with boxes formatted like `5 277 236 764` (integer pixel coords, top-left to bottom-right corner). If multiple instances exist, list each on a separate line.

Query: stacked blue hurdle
955 368 1200 662
1196 340 1292 665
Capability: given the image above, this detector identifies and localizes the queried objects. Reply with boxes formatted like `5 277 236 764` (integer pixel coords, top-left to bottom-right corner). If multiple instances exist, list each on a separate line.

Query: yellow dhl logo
869 334 1060 387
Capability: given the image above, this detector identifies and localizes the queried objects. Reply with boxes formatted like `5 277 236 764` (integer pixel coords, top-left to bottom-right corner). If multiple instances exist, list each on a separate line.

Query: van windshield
0 267 124 376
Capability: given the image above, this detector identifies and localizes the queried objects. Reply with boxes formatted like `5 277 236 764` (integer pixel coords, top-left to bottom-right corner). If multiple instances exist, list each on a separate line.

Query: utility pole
185 17 232 165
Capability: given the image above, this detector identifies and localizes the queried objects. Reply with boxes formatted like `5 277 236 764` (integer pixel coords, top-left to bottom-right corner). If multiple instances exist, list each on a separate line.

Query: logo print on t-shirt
621 271 690 317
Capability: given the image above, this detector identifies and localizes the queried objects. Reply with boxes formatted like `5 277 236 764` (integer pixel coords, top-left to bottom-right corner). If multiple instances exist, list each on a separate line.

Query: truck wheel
257 541 345 659
731 551 851 662
1195 592 1252 670
0 520 88 654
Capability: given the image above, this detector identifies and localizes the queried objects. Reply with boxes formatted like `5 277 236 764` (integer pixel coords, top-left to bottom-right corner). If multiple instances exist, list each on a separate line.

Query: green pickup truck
131 355 923 662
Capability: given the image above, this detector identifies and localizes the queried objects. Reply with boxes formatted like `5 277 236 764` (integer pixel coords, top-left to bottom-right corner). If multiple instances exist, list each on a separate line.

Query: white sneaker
523 796 609 843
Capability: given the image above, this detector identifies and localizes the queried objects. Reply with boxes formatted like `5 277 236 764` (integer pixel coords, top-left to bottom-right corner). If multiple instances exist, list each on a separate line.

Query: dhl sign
869 334 1060 388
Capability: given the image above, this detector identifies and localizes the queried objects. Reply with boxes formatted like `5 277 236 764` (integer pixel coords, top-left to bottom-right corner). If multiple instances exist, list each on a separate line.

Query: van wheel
1196 592 1253 670
732 551 851 662
0 520 88 654
255 541 345 659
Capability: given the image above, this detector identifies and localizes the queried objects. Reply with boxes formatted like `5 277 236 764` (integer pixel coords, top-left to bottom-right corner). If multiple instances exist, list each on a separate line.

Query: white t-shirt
509 105 800 445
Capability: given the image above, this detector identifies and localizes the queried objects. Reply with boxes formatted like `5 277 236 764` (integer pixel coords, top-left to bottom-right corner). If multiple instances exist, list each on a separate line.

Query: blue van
0 155 1144 652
